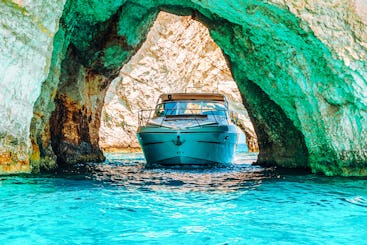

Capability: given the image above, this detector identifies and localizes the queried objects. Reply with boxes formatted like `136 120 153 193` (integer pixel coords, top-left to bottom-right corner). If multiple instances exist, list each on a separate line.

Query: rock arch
29 0 367 175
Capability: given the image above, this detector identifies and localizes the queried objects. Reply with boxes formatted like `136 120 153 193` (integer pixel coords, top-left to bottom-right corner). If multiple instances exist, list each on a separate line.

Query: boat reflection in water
137 93 238 166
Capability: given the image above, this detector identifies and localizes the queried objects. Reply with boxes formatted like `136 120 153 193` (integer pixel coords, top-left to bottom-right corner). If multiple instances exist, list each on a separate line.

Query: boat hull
137 125 237 166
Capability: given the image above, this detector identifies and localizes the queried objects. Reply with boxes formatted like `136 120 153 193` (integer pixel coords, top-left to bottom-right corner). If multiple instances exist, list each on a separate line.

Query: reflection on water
82 152 273 192
344 195 367 207
1 152 367 244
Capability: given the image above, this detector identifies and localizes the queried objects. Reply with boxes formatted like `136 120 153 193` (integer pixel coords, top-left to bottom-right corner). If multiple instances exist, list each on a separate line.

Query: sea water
0 152 366 244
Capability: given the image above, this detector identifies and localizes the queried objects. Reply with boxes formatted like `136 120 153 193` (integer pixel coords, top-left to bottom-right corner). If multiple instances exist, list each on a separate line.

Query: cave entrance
30 1 310 172
98 12 259 163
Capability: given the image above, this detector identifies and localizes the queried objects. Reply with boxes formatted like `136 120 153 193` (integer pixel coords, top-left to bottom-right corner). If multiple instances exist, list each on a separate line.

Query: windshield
154 101 227 117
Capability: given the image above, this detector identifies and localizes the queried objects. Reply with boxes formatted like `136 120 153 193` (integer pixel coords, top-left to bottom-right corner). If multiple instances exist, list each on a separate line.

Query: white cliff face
99 12 257 151
0 0 66 172
356 0 367 24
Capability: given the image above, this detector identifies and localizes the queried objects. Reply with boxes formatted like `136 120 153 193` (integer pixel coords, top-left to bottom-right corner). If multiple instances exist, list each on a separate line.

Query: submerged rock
0 0 366 176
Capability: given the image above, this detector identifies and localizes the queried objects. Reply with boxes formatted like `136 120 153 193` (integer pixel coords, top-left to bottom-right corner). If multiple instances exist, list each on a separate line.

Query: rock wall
0 0 66 173
0 0 366 176
99 12 257 152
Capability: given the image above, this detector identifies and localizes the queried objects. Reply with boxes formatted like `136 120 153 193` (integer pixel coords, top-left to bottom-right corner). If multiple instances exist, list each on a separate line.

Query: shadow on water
20 152 367 196
33 152 285 192
2 153 367 245
3 152 367 209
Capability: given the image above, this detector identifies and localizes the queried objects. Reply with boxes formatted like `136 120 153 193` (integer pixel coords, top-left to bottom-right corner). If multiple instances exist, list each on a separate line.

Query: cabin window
154 101 227 117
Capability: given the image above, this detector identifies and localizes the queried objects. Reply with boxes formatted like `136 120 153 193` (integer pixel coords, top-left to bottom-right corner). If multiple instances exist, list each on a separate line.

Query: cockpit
154 100 228 118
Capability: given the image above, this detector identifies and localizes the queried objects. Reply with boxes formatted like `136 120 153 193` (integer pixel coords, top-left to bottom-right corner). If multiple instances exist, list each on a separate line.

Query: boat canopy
159 93 226 102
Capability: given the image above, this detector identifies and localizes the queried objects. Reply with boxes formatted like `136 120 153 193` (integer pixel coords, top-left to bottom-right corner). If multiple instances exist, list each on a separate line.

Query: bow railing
138 109 238 127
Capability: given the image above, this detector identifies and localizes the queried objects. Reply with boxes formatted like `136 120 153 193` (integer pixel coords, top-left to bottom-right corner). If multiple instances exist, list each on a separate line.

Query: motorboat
137 93 238 166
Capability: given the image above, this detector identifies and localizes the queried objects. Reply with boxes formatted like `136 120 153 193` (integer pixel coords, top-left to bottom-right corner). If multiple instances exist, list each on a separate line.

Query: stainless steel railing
138 109 238 127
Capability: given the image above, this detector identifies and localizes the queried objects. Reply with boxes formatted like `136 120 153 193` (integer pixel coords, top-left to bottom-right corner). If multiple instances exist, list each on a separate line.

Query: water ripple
1 152 367 244
90 159 275 193
344 196 367 207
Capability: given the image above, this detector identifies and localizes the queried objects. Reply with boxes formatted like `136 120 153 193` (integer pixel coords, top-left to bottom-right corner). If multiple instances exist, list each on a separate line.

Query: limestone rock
99 12 257 152
1 0 367 176
0 0 66 173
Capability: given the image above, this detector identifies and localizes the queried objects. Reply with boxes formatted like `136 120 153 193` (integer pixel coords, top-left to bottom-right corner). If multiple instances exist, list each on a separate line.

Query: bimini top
159 93 226 102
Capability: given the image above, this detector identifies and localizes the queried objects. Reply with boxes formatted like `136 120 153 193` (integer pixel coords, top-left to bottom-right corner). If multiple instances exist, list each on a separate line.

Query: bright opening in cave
98 12 259 163
29 2 311 172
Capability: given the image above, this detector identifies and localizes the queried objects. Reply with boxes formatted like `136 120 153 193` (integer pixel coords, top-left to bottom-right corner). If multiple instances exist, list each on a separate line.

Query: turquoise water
1 152 367 244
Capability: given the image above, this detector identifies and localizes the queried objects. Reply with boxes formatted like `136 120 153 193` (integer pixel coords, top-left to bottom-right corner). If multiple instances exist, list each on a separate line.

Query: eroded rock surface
0 0 66 173
99 12 257 152
0 0 367 175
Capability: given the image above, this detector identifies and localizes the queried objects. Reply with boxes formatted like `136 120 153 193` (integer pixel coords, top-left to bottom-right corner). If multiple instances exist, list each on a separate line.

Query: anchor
172 135 185 146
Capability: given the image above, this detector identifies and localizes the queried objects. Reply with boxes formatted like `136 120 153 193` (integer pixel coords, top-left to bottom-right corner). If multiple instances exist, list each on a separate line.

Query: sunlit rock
0 0 367 176
0 0 66 173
